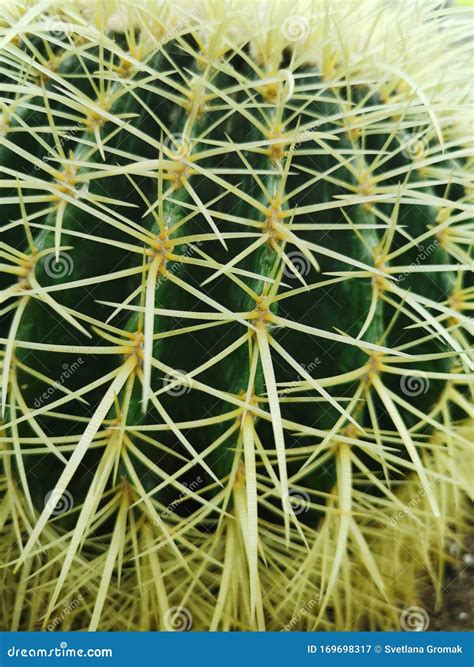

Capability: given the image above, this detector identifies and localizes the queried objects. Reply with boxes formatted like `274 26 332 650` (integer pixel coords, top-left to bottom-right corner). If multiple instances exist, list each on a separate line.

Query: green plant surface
0 0 473 632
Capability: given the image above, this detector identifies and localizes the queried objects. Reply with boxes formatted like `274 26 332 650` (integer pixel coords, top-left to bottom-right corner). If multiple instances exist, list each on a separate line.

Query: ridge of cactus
0 0 473 631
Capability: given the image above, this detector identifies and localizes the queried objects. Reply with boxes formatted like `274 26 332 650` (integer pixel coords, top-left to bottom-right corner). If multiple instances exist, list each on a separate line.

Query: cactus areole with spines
0 0 472 631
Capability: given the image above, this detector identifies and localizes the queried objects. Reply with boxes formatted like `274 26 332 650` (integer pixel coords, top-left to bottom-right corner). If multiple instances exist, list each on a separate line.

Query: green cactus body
0 0 472 632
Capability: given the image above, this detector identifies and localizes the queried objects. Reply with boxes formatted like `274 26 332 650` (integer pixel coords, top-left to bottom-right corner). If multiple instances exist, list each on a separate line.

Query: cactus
0 0 472 632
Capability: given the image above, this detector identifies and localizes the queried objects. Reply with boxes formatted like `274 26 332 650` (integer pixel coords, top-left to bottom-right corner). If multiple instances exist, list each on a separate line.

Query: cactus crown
0 0 473 631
